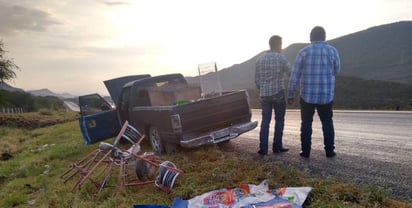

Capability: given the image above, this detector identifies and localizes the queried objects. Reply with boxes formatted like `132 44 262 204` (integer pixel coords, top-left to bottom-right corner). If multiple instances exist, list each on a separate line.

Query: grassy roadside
0 114 411 207
0 110 79 129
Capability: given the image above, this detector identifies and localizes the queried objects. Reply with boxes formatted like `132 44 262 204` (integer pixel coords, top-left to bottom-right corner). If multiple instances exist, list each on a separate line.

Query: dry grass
0 110 78 129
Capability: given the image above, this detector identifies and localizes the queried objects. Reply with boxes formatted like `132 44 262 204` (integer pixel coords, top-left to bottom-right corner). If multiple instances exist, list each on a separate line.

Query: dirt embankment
0 112 79 129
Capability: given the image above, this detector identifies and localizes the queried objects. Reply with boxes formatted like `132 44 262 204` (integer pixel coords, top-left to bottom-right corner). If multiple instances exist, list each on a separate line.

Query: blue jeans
300 98 335 156
259 95 286 154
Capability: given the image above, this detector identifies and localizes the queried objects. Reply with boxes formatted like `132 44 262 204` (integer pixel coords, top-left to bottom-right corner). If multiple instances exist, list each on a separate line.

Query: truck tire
149 126 164 154
135 159 149 180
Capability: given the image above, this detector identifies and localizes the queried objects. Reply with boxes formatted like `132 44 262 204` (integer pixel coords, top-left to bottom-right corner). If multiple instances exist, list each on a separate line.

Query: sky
0 0 411 96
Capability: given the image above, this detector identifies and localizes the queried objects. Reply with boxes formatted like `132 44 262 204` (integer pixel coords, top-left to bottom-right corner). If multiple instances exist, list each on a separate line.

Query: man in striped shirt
255 35 291 156
288 26 341 158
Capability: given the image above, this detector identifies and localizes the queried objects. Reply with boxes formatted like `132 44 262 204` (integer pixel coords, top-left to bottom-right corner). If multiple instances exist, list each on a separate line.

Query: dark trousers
259 96 286 154
300 98 335 155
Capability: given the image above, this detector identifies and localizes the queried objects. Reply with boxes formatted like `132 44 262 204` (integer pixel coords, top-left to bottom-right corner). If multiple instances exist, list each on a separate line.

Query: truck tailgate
174 90 252 137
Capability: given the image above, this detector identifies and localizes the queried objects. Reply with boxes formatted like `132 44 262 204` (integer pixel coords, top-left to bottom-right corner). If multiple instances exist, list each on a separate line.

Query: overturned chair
61 120 183 194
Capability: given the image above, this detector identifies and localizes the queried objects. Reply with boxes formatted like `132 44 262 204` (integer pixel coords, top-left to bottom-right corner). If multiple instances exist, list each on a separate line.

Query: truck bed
129 90 254 146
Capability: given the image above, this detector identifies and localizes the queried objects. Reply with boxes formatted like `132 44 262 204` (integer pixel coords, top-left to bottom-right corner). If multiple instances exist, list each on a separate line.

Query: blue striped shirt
288 41 340 104
255 50 291 97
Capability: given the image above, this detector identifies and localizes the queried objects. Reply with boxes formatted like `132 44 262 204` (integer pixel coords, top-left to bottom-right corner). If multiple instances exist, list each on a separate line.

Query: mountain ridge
0 82 24 92
187 21 412 91
27 89 76 99
0 82 76 99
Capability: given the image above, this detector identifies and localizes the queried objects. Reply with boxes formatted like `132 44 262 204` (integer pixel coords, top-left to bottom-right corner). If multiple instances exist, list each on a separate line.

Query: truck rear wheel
149 126 164 154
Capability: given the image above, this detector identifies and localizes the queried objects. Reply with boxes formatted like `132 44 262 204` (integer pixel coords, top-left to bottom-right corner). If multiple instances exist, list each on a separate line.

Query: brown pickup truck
79 73 257 153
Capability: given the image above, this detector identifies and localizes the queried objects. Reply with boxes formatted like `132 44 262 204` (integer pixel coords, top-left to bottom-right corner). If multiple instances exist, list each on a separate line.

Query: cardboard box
149 85 201 106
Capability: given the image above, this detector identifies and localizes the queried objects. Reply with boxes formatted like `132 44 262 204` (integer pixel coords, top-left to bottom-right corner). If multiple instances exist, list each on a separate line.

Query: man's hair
269 35 282 50
310 26 326 42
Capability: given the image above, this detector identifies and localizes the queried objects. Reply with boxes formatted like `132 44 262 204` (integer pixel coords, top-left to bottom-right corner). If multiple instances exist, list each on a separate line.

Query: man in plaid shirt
255 35 291 156
288 26 341 158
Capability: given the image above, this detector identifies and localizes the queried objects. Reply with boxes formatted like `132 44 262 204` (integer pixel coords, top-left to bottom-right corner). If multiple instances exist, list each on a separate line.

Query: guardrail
1 107 24 113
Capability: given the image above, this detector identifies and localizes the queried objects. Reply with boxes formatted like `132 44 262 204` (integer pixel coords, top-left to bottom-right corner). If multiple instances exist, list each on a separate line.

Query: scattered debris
1 152 13 161
42 165 50 175
27 199 36 205
135 181 312 208
61 121 183 194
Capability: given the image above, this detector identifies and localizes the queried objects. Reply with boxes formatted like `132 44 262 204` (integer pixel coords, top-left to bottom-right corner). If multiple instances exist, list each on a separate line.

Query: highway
226 110 412 200
63 101 80 112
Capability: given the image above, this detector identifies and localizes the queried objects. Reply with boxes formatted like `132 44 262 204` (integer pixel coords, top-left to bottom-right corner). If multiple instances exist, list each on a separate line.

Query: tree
0 40 19 82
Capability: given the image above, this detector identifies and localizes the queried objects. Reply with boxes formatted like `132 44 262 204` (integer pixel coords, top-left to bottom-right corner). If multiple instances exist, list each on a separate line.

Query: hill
187 21 412 90
186 21 412 110
333 76 412 110
1 82 76 99
331 21 412 84
245 76 412 110
28 89 76 99
0 82 24 92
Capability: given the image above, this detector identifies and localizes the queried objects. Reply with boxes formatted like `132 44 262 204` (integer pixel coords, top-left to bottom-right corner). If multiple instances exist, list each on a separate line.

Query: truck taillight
171 114 182 131
245 90 252 114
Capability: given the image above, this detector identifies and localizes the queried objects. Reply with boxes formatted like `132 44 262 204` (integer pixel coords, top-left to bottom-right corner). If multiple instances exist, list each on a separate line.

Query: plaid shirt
255 50 291 97
288 41 340 104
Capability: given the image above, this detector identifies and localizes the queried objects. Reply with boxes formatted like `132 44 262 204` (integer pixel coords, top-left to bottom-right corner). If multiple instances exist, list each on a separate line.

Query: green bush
38 109 54 116
0 90 66 112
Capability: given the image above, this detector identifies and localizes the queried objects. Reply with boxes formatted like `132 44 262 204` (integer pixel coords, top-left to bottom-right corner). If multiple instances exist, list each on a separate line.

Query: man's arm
334 50 341 75
255 62 260 91
332 47 341 75
281 54 292 76
287 52 304 104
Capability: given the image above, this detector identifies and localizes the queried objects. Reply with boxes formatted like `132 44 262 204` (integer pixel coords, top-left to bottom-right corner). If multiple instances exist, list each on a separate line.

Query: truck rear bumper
180 120 258 148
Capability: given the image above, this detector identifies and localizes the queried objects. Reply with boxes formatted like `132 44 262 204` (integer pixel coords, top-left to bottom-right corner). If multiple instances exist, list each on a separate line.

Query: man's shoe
273 148 289 153
299 152 310 158
257 150 267 156
326 152 336 158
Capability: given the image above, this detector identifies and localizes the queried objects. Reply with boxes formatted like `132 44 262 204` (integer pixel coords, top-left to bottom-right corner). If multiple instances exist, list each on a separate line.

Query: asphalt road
223 110 412 200
63 101 80 112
